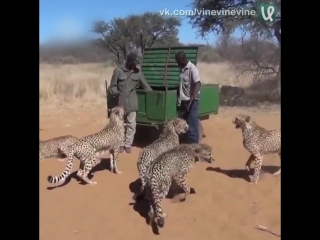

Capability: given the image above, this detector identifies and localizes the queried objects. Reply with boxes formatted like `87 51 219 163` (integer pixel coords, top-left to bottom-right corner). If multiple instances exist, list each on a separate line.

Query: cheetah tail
47 151 74 185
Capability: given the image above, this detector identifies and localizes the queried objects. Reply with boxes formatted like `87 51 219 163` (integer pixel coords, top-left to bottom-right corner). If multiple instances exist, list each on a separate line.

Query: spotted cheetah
233 114 281 185
80 106 125 170
48 139 98 185
133 118 189 201
47 106 125 186
39 135 78 161
146 143 213 228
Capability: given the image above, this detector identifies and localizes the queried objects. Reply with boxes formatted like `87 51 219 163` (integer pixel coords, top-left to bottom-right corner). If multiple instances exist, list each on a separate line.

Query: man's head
175 51 188 68
125 53 140 70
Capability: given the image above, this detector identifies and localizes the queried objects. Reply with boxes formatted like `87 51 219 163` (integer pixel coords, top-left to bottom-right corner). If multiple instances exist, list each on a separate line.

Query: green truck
107 46 220 143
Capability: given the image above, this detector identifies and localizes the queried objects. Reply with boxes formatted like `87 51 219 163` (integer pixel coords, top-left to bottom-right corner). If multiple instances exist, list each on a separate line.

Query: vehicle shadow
132 126 160 148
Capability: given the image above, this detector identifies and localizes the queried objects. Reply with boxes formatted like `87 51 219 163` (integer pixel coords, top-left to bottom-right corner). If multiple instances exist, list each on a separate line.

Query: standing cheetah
146 143 213 228
47 106 125 186
233 114 281 185
133 118 189 201
39 135 78 161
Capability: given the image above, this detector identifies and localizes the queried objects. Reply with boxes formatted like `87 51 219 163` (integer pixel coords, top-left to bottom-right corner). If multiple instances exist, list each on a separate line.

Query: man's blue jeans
178 100 199 144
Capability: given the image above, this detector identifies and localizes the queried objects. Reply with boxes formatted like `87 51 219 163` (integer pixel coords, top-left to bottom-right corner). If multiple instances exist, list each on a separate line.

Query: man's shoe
120 146 125 153
124 147 131 154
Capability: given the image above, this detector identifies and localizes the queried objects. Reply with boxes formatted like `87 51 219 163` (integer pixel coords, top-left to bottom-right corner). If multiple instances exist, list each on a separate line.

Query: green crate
107 46 220 136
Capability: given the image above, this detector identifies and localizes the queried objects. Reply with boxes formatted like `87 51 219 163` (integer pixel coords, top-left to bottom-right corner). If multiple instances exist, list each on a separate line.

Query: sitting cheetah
146 143 213 228
47 106 125 186
233 114 281 185
133 118 189 201
79 106 125 173
39 135 78 161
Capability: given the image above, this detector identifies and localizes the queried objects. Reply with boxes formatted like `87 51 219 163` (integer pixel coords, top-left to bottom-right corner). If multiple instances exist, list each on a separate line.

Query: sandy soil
40 107 281 240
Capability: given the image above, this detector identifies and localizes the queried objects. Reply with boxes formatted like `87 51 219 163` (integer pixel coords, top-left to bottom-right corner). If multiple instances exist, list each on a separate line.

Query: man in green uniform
108 53 153 153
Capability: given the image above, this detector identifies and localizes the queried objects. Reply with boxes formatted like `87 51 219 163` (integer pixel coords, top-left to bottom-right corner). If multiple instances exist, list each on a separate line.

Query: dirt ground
40 106 281 240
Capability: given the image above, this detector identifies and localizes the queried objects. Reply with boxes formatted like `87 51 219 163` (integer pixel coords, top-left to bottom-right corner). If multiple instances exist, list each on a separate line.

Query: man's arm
139 72 153 91
109 68 120 95
190 67 201 101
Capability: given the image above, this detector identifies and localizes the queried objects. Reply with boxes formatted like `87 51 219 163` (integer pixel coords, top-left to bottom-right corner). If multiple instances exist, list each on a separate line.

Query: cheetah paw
245 166 251 172
58 158 66 162
114 169 122 174
162 213 168 218
249 176 258 185
180 194 188 202
89 181 98 185
273 169 281 176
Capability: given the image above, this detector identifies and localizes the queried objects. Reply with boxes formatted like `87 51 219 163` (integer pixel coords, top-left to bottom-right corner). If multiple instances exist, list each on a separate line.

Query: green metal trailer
107 46 220 143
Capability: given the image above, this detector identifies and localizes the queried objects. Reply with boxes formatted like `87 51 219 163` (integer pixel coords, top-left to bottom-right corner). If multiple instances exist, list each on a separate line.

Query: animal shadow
128 178 196 235
128 179 159 234
129 178 196 201
129 197 160 235
206 165 280 183
47 158 111 190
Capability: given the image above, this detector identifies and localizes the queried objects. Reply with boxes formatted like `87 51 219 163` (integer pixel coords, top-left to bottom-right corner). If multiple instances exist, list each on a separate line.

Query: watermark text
159 8 257 17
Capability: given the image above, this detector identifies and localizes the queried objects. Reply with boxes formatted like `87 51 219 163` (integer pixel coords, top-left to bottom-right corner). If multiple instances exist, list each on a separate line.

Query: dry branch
255 224 281 237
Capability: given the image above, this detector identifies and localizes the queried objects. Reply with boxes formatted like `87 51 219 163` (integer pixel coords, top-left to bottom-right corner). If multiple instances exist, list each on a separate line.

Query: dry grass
39 62 253 113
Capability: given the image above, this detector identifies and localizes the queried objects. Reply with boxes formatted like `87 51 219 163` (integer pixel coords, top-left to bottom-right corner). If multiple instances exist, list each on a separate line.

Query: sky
39 0 214 45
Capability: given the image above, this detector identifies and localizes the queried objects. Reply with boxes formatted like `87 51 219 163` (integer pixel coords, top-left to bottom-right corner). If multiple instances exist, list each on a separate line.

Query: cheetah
133 118 189 201
48 139 98 185
39 135 78 161
233 114 281 185
146 143 213 228
79 106 125 171
47 106 125 186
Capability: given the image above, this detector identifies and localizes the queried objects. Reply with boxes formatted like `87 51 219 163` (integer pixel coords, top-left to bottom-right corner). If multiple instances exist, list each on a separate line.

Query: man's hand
112 92 120 98
187 100 193 112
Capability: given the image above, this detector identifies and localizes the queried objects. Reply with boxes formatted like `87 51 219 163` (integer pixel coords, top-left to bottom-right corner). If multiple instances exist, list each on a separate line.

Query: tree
189 0 281 95
93 12 181 65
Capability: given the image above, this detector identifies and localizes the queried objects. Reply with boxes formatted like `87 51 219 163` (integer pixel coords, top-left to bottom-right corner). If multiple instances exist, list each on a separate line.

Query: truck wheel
134 125 161 148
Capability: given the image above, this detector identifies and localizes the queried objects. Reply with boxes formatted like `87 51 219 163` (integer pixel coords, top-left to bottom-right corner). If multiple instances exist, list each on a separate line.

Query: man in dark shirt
109 53 153 153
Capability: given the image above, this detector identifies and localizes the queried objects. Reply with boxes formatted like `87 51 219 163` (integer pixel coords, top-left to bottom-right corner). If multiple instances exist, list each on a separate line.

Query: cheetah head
233 114 252 129
167 118 189 135
193 143 214 163
110 106 125 122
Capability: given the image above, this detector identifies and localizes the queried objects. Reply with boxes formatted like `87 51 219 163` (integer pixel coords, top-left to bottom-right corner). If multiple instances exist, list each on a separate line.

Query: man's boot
120 146 125 153
124 147 131 154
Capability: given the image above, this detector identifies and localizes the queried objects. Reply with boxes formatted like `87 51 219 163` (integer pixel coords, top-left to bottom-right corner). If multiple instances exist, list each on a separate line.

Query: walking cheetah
146 143 213 228
48 139 98 186
39 135 78 161
133 118 189 201
47 106 125 186
233 114 281 185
